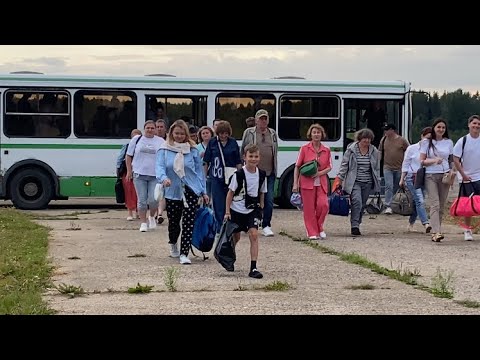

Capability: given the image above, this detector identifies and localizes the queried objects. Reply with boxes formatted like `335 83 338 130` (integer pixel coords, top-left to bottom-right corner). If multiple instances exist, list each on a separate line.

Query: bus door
343 98 403 151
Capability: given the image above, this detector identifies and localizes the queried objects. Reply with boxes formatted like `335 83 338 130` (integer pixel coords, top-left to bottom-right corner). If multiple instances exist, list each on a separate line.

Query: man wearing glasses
241 109 278 237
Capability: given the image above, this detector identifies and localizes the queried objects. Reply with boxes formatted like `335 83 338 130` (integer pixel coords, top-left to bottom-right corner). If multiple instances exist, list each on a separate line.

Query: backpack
118 135 142 177
191 206 217 260
233 168 266 209
390 188 414 216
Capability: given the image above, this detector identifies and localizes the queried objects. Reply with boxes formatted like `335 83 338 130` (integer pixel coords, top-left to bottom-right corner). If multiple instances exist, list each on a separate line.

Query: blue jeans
133 173 158 211
405 174 429 225
384 169 401 207
262 174 276 228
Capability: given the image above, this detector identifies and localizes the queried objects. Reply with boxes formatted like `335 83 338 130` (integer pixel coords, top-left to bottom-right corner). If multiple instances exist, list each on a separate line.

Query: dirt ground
21 195 480 315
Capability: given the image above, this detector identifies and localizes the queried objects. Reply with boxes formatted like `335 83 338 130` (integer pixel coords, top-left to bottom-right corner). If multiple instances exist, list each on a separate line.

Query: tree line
411 89 480 142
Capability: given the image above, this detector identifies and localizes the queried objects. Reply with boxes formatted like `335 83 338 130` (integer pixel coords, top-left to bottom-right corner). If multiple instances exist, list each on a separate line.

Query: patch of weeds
56 283 85 298
260 280 291 292
67 256 81 260
279 230 454 302
455 299 480 308
128 283 154 294
430 268 455 299
164 266 179 292
66 222 81 231
127 254 146 258
346 284 376 290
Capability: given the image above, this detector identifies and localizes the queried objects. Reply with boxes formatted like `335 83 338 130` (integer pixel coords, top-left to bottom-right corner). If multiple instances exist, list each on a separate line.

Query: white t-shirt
228 166 268 214
453 134 480 182
401 142 422 174
419 138 453 174
127 135 165 176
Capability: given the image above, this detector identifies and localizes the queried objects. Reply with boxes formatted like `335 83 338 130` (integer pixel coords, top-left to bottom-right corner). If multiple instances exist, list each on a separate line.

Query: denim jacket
155 147 206 200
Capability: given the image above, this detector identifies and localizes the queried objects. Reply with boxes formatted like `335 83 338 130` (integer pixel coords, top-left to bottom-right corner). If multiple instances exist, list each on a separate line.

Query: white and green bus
0 72 412 209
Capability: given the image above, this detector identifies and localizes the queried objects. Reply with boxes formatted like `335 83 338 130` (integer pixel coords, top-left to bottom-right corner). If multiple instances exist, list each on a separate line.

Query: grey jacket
241 126 278 176
337 141 381 194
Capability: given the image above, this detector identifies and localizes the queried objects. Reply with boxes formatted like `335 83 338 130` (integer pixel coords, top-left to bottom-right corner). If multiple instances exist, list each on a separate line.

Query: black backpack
233 168 266 209
118 135 142 177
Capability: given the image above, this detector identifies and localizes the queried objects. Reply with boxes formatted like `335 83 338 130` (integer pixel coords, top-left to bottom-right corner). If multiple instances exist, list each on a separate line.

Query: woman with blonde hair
292 124 332 239
196 126 214 199
156 120 209 264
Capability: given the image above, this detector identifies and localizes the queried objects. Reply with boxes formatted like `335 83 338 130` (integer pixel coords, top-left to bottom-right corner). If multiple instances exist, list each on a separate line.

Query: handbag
115 177 125 204
299 160 318 177
328 187 350 216
390 188 413 216
365 193 385 214
442 169 456 186
414 167 426 189
450 182 480 217
217 138 237 185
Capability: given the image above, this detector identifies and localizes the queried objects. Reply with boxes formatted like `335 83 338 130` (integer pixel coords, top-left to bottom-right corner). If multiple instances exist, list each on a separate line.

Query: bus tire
279 171 295 209
9 168 53 210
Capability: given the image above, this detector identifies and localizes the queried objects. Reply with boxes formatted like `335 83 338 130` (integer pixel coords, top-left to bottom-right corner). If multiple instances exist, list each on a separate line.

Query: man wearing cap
241 109 278 237
379 123 409 214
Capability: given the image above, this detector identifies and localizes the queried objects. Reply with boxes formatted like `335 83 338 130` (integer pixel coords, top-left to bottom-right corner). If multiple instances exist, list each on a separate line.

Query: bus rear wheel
9 168 53 210
279 171 295 209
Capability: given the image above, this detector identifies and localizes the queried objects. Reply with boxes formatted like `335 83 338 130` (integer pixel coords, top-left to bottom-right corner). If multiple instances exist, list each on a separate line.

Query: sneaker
156 215 165 225
319 231 327 239
384 207 393 215
179 254 191 265
464 229 474 241
262 226 274 237
248 269 263 279
139 223 148 232
424 223 432 233
169 243 180 258
431 233 444 242
148 216 157 230
351 227 361 236
126 216 134 221
407 223 415 232
308 235 319 240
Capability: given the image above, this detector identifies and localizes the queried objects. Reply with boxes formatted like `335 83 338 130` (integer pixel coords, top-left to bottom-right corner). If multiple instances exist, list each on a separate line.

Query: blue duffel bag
328 187 350 216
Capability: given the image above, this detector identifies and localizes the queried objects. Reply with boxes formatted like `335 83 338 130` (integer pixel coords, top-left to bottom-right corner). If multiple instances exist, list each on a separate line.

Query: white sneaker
148 216 157 230
126 216 134 221
308 235 319 240
407 223 415 232
319 231 327 239
169 243 180 258
262 226 274 237
139 223 148 232
179 254 191 265
385 207 393 215
464 230 474 241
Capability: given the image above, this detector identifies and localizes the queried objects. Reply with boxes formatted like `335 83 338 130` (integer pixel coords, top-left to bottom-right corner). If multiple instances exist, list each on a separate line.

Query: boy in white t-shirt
453 115 480 241
225 144 267 279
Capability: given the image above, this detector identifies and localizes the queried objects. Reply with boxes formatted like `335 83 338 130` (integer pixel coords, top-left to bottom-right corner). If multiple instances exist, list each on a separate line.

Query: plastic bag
214 220 238 271
154 183 164 201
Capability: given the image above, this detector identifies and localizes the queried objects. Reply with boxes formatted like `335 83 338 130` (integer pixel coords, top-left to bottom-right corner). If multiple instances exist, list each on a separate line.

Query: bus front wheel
9 168 53 210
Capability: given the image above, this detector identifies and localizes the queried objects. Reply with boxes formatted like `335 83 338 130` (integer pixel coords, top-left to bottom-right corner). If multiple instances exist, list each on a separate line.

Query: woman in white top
419 118 454 242
399 127 432 233
126 120 165 232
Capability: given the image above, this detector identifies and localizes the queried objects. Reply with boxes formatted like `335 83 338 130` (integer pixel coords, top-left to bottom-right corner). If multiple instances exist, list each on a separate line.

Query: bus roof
0 73 410 94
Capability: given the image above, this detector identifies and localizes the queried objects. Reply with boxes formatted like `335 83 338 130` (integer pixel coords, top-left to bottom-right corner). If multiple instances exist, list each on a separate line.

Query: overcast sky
0 45 478 93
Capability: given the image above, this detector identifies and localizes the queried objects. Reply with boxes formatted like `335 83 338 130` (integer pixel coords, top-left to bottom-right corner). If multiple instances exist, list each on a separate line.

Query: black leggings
166 186 200 256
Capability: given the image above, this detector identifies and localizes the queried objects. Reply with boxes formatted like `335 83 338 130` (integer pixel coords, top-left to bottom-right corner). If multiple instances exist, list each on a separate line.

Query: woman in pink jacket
292 124 332 240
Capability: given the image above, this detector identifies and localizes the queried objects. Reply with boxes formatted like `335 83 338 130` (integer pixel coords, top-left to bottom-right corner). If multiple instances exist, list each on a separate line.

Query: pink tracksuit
296 143 332 237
